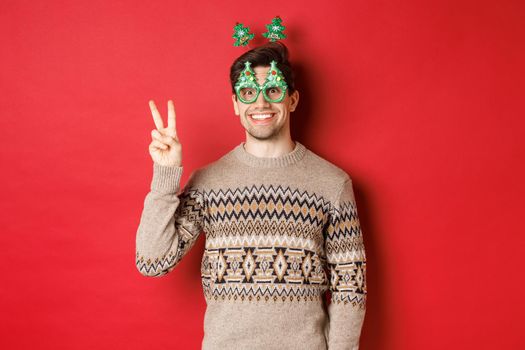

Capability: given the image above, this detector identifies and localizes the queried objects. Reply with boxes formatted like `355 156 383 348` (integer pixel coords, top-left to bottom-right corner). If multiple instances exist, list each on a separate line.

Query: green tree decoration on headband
232 22 255 47
262 16 286 42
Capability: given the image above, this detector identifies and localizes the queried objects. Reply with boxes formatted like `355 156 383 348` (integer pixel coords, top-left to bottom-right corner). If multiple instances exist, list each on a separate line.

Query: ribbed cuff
151 162 183 194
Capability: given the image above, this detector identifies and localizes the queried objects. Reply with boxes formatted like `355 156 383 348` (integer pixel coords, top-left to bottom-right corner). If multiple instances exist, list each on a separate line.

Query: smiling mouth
248 112 276 123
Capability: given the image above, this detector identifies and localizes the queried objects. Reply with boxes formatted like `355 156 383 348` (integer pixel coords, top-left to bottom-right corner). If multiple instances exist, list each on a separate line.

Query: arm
135 162 205 277
324 177 367 349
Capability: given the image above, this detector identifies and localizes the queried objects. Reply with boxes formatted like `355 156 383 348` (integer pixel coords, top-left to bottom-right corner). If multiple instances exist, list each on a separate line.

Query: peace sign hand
148 100 182 167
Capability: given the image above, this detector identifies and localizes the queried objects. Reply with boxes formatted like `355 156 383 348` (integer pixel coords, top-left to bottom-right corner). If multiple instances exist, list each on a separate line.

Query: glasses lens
264 87 284 102
239 87 257 102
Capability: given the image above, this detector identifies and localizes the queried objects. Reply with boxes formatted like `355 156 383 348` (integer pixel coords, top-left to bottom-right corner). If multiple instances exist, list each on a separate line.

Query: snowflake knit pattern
135 141 367 350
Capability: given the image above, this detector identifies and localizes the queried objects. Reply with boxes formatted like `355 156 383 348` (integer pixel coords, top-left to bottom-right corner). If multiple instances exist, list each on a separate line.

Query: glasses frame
234 60 289 104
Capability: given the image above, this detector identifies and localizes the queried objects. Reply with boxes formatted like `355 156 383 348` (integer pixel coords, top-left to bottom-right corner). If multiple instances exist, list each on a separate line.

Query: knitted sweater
135 141 367 350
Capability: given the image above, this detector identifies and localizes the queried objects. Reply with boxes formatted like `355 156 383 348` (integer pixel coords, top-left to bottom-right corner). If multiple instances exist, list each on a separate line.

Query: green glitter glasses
234 60 288 104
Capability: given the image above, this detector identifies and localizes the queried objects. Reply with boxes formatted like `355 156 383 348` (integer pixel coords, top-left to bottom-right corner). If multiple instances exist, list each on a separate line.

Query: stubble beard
243 113 286 141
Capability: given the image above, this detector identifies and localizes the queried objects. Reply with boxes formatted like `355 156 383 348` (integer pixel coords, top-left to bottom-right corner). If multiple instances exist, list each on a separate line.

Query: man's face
232 65 299 141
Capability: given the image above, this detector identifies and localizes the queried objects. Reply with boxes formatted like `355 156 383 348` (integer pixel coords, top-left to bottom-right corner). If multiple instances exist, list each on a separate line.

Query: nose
254 90 270 107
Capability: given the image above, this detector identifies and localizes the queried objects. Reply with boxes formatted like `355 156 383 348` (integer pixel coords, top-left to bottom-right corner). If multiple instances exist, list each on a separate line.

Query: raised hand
148 100 182 167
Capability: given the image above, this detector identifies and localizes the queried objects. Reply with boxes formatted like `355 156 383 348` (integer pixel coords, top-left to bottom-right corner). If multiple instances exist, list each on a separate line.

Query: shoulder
185 147 237 187
303 148 352 183
299 147 355 205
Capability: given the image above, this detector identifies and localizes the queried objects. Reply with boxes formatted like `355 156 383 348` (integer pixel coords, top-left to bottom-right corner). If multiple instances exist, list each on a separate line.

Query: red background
1 0 524 349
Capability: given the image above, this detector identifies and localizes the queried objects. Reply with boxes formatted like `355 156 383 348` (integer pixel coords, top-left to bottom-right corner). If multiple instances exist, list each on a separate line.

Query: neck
243 136 296 158
233 139 306 168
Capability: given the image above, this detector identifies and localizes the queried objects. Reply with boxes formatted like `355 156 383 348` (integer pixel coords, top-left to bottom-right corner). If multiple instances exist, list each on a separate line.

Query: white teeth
251 113 274 120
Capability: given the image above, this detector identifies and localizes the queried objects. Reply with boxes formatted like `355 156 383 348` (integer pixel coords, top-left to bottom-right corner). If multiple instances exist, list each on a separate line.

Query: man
136 42 367 349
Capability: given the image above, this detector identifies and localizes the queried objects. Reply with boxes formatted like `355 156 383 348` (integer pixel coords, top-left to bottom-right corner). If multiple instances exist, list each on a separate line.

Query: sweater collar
233 141 307 168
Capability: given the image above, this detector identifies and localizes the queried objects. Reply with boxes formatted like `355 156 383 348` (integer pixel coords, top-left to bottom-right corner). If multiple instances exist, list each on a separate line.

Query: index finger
167 100 176 133
149 100 164 130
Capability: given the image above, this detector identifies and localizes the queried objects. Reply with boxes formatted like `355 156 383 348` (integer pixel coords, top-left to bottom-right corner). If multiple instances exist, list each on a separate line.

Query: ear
232 94 240 116
289 90 300 112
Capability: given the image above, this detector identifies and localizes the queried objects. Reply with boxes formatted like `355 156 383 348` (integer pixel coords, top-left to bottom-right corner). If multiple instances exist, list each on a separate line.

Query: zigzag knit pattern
136 183 367 309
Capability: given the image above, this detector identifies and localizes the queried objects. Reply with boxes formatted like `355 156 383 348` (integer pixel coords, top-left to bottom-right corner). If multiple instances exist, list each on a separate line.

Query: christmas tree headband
232 16 288 104
232 16 286 47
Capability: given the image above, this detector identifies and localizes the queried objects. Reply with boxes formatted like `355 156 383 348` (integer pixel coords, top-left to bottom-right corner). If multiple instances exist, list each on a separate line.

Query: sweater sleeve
135 162 205 277
324 177 367 349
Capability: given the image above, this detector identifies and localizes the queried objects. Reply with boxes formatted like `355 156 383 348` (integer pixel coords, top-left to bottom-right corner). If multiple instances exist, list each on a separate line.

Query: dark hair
229 41 296 97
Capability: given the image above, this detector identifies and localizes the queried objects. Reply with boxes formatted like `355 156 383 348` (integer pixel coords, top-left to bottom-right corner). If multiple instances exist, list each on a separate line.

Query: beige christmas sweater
135 141 367 350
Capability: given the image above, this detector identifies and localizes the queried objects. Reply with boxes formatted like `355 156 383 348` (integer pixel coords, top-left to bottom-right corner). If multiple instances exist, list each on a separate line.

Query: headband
232 16 288 103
